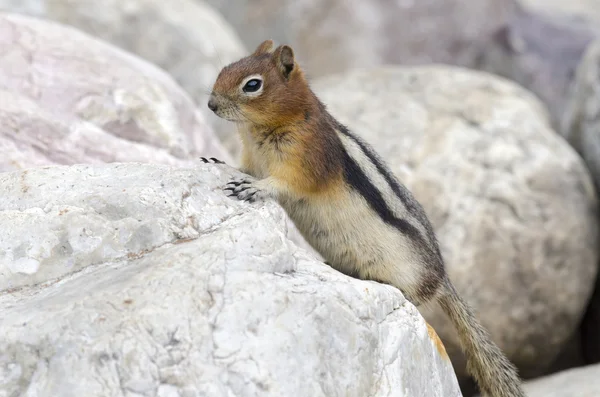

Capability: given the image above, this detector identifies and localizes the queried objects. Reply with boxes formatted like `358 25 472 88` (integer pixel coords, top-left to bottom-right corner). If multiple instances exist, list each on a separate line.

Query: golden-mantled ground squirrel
203 39 525 397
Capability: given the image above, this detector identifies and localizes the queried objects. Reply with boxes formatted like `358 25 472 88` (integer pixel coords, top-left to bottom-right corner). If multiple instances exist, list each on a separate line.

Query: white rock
0 12 232 172
0 0 247 155
312 65 599 380
523 363 600 397
0 162 461 397
0 89 193 171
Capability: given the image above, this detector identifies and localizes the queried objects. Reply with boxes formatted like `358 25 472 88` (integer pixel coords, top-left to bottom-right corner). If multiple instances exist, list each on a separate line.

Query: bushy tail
438 280 525 397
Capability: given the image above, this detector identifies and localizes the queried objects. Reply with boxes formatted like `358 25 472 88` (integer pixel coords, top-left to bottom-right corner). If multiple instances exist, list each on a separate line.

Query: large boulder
0 162 462 397
0 12 232 172
203 0 518 77
0 0 247 151
312 66 599 381
0 89 192 170
523 363 600 397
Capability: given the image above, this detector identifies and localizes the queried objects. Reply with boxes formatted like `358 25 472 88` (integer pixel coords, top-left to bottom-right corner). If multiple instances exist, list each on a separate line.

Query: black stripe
341 147 423 242
341 145 445 288
335 120 442 258
336 122 420 217
314 99 442 261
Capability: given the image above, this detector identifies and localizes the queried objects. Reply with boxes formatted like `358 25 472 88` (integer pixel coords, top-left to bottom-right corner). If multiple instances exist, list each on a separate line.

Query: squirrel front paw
224 177 266 203
200 157 225 164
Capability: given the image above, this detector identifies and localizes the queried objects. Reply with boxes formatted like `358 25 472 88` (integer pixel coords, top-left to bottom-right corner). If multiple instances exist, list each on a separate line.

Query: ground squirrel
204 39 525 397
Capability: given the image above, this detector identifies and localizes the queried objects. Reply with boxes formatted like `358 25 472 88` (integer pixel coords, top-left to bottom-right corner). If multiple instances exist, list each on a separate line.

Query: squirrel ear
274 45 295 79
253 39 275 56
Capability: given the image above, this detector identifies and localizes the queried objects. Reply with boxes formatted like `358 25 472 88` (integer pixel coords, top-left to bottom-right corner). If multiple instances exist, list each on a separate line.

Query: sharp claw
224 177 261 202
200 156 225 164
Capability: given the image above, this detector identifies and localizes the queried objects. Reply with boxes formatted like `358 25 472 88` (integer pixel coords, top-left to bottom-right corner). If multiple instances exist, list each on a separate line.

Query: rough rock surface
203 0 518 77
523 363 600 397
0 0 247 154
0 89 193 171
312 66 599 380
0 162 462 397
562 38 600 365
0 12 232 172
475 7 598 130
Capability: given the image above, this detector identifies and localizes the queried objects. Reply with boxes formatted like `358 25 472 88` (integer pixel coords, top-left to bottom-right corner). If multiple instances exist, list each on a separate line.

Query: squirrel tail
437 279 525 397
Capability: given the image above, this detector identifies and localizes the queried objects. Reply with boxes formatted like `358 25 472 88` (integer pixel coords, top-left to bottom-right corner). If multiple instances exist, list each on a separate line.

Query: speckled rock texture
0 12 232 172
312 65 599 381
523 363 600 397
0 162 462 397
0 1 247 154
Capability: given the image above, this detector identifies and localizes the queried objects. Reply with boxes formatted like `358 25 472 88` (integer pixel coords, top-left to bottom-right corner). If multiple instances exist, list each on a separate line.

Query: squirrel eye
243 78 262 93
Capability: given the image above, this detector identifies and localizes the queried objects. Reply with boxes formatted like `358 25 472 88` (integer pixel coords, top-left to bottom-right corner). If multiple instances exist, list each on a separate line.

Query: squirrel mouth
207 101 243 122
214 111 242 122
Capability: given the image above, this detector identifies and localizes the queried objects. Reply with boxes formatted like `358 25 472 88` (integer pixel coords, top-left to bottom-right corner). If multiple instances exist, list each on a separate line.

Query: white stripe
336 130 430 241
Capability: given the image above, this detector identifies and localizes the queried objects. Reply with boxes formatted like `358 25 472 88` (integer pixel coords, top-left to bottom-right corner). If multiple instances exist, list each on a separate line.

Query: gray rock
562 38 600 365
520 0 600 24
0 0 247 152
0 12 232 171
523 363 600 397
312 65 599 380
203 0 518 77
562 39 600 188
0 162 462 397
475 7 598 131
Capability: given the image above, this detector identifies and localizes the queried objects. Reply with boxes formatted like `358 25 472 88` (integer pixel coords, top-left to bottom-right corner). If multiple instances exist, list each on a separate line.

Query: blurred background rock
1 0 599 395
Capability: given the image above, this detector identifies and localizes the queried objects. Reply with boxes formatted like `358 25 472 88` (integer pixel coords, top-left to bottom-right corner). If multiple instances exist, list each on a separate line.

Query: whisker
209 39 226 70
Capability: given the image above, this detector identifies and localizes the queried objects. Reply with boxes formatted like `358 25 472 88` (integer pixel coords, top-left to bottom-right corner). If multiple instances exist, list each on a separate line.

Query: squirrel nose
208 97 218 112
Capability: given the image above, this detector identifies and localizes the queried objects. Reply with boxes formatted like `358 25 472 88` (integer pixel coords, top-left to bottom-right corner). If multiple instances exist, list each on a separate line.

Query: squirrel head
208 39 311 127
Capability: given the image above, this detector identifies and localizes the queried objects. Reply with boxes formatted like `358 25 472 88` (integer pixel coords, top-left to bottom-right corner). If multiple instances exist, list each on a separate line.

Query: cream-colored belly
279 191 423 291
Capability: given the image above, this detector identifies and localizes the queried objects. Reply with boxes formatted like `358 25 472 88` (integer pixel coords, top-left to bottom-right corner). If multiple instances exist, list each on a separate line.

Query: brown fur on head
208 40 313 127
